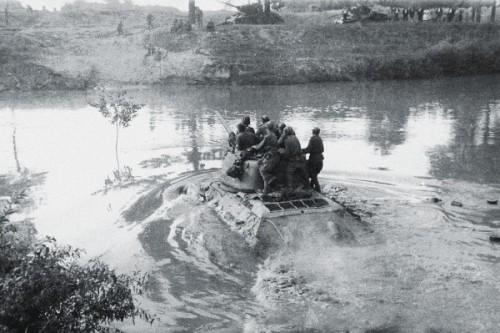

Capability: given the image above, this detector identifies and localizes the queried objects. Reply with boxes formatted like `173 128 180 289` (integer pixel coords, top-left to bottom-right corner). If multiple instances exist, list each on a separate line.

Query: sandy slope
31 26 212 86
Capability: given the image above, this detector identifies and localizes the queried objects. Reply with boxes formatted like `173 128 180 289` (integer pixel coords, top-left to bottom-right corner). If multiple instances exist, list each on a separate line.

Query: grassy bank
193 16 500 84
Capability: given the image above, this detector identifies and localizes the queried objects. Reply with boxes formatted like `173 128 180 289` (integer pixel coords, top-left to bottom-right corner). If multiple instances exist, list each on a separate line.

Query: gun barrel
214 0 238 9
215 110 233 134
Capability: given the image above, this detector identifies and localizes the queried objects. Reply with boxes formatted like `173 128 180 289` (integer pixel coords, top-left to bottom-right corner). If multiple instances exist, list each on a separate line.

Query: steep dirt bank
2 13 500 90
0 28 96 92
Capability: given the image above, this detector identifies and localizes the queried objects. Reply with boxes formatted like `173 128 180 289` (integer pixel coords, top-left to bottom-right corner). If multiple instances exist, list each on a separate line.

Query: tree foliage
90 90 143 128
0 191 153 333
90 89 144 177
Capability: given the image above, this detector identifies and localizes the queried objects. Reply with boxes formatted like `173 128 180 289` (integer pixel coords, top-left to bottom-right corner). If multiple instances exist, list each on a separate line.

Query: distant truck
221 2 284 25
335 5 389 24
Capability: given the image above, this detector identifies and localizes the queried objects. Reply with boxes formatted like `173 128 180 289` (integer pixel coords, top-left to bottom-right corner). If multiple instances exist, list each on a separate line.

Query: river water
1 75 500 332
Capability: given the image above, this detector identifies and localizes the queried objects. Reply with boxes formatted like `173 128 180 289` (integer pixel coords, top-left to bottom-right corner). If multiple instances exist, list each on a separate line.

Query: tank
340 5 389 24
222 2 284 25
200 149 343 247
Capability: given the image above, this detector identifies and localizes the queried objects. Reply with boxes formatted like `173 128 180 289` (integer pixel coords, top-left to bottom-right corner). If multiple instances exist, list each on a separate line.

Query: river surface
1 75 500 332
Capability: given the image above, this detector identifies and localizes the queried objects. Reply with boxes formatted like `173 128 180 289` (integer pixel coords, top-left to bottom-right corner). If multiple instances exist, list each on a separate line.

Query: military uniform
236 131 256 151
303 135 324 192
254 132 279 193
243 124 255 134
117 21 123 35
282 135 308 190
255 122 269 139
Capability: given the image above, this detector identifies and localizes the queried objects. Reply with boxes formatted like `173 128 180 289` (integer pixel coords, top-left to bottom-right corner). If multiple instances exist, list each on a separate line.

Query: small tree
90 90 143 180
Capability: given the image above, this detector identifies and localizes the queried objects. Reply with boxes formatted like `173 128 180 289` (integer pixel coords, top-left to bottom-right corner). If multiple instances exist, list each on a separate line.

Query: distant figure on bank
195 7 203 28
446 8 456 22
342 8 349 22
147 13 155 29
178 19 185 32
206 20 215 32
436 7 443 21
402 7 409 21
392 7 400 21
417 8 424 22
171 19 179 33
117 20 124 35
409 7 415 20
146 43 155 56
458 9 464 22
302 127 324 193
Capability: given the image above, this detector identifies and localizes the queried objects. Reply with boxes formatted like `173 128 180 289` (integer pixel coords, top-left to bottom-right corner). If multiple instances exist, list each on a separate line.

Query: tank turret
219 151 264 193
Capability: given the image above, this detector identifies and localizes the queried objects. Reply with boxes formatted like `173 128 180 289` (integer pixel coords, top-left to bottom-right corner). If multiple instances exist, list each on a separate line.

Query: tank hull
205 181 343 247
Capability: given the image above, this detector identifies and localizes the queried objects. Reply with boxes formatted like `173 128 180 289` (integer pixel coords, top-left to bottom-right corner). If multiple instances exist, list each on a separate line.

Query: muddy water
1 75 500 332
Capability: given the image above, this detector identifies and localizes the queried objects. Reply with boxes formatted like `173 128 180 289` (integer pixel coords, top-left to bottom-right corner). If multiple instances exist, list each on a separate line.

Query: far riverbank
2 12 500 91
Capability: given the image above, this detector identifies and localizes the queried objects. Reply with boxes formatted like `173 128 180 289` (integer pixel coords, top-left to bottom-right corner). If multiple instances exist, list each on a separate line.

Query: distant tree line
285 0 497 12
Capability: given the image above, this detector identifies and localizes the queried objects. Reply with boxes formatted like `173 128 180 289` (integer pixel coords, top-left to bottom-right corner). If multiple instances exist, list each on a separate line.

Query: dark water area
1 75 500 332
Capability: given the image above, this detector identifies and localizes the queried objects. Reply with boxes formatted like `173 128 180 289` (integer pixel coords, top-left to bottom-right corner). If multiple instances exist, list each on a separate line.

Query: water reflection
428 93 500 183
2 76 500 183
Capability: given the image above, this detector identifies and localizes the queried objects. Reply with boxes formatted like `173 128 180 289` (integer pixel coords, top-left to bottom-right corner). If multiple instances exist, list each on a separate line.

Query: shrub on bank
0 191 152 332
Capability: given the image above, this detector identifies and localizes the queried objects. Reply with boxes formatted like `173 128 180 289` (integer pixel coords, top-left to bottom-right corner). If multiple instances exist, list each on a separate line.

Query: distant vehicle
336 5 389 24
220 2 284 25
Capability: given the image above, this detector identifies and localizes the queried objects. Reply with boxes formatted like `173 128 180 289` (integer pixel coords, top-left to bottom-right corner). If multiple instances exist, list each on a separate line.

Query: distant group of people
341 5 480 24
116 8 209 37
171 19 192 33
391 7 467 23
229 116 324 194
171 17 215 33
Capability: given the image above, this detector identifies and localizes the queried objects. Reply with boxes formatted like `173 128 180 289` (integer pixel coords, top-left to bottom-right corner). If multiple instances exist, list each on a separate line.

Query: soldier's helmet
242 116 251 126
312 127 320 135
237 123 246 133
267 121 277 131
278 122 286 130
261 115 270 123
284 126 295 135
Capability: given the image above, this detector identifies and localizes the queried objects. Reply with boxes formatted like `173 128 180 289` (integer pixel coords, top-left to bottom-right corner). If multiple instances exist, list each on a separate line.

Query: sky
16 0 247 11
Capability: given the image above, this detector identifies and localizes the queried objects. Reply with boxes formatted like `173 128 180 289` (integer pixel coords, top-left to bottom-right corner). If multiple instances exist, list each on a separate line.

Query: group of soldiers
229 116 324 194
391 7 465 22
171 17 215 33
170 19 192 33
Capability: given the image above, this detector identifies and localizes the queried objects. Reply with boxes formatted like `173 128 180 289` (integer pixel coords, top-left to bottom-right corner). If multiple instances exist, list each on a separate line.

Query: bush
0 191 153 333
